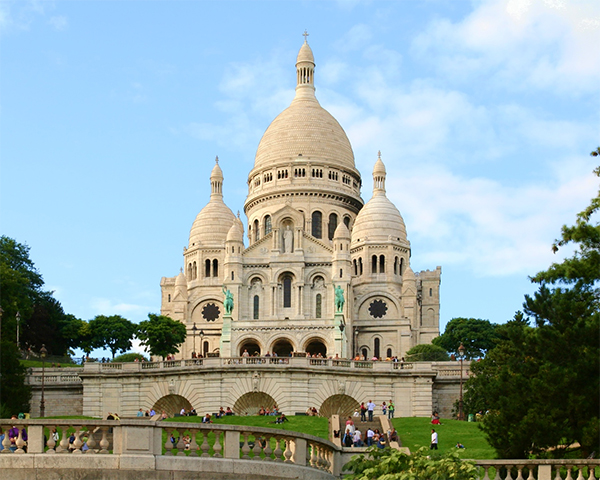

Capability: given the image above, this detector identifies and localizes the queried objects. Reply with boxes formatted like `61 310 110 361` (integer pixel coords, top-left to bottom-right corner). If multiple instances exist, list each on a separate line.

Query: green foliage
113 352 148 362
344 446 479 480
433 317 499 359
465 160 600 459
137 314 186 360
405 343 450 362
89 315 136 359
0 340 31 418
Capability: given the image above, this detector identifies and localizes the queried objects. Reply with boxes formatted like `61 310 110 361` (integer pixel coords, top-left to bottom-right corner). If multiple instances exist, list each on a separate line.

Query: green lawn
168 414 329 440
391 417 496 459
20 360 82 368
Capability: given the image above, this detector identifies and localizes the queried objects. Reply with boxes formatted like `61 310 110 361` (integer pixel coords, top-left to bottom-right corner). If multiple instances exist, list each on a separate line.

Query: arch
359 257 363 275
152 394 192 418
371 255 377 273
202 341 209 356
315 293 322 319
328 212 338 240
193 261 197 280
353 259 358 276
305 338 327 357
374 338 381 359
264 215 272 236
386 347 393 359
311 211 322 239
283 275 292 308
394 257 398 275
343 216 351 229
253 219 260 242
319 394 360 419
212 259 218 277
233 392 277 416
253 295 260 320
400 258 405 275
271 338 294 357
187 263 192 279
379 255 385 274
239 340 261 357
205 259 211 277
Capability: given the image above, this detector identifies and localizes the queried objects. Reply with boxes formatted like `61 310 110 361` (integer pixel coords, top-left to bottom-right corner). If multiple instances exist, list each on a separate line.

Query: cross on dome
303 30 309 43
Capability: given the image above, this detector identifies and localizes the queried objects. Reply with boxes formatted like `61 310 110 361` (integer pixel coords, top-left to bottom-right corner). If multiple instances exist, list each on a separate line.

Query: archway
305 339 327 357
271 338 294 357
239 340 261 356
152 394 193 417
319 394 360 418
233 392 278 416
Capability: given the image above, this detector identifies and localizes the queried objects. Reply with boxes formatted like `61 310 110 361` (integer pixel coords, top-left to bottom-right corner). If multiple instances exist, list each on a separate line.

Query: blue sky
1 0 599 354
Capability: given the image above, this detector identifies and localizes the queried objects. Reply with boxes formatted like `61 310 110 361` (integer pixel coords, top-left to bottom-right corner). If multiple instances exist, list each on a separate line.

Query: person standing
388 400 395 419
430 429 438 450
367 399 376 422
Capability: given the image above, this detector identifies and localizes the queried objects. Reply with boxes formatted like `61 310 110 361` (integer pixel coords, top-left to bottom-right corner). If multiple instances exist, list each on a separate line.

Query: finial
180 267 183 273
303 30 309 43
378 150 381 159
215 155 219 164
237 211 240 218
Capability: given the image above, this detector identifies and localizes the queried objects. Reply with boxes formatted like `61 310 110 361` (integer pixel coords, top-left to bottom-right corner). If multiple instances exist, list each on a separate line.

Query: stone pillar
334 313 347 358
224 430 240 459
220 314 232 357
27 425 44 453
118 423 160 470
291 437 307 465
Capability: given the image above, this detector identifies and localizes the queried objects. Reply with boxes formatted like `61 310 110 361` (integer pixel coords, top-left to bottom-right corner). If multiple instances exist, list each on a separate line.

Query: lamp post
354 327 359 359
40 344 47 418
458 342 465 421
199 330 205 356
16 311 20 349
191 323 197 357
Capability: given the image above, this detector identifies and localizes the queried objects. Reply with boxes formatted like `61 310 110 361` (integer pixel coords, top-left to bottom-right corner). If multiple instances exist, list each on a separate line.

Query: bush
113 352 148 363
405 344 450 362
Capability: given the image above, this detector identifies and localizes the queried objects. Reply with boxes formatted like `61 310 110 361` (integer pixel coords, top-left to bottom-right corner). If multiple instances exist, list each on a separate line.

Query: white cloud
90 298 152 319
48 15 67 31
411 0 600 95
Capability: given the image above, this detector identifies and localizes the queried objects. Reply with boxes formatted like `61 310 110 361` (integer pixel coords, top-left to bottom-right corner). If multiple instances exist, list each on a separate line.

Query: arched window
311 211 322 239
429 288 433 297
359 258 363 275
254 219 260 242
203 341 209 356
231 271 234 281
187 263 192 279
353 259 358 276
168 294 171 302
253 295 259 320
362 348 367 360
316 294 322 318
394 257 398 275
387 348 392 359
328 213 338 240
340 268 343 278
372 255 378 274
264 215 272 236
205 259 211 277
283 276 292 308
212 259 218 277
344 216 350 229
374 338 380 359
400 258 404 275
379 255 385 274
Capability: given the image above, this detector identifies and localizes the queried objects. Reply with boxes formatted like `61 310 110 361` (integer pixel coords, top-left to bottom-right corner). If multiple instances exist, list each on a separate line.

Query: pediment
271 204 304 229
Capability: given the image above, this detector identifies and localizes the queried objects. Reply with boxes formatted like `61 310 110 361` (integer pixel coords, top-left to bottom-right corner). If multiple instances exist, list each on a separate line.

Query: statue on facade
283 225 293 253
222 286 234 315
334 285 345 313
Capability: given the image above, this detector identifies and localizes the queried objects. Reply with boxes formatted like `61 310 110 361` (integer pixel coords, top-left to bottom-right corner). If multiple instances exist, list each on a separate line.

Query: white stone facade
160 39 441 361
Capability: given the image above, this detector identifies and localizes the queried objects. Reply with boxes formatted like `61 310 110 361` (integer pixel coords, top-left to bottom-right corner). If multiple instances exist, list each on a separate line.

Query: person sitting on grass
202 413 213 424
274 413 288 424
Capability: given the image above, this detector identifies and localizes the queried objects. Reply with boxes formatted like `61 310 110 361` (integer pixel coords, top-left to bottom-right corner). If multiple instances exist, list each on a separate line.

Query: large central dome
252 40 356 172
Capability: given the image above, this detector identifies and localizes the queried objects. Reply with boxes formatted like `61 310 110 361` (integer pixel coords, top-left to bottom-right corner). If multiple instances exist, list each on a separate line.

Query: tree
89 315 136 359
465 158 600 458
433 317 499 359
343 446 478 480
137 314 187 360
405 343 450 362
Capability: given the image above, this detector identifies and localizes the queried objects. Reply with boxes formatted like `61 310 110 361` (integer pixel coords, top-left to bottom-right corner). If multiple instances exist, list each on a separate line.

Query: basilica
160 38 441 360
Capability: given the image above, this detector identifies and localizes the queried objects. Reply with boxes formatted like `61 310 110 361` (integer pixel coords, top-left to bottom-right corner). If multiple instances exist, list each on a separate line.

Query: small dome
333 221 350 239
175 270 187 286
226 216 244 243
189 200 236 248
373 153 386 175
296 41 314 64
211 157 224 180
351 194 408 245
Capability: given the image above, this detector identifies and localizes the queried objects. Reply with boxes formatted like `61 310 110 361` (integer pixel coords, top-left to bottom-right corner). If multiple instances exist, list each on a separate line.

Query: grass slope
392 417 496 459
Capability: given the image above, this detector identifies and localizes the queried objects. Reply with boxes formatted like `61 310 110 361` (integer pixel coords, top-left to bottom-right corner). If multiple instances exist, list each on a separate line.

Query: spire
296 31 315 96
373 151 386 196
210 156 224 198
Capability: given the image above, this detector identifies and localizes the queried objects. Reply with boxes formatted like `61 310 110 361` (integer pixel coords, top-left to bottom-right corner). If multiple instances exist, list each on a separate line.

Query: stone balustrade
0 419 338 480
77 357 468 376
1 419 597 480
